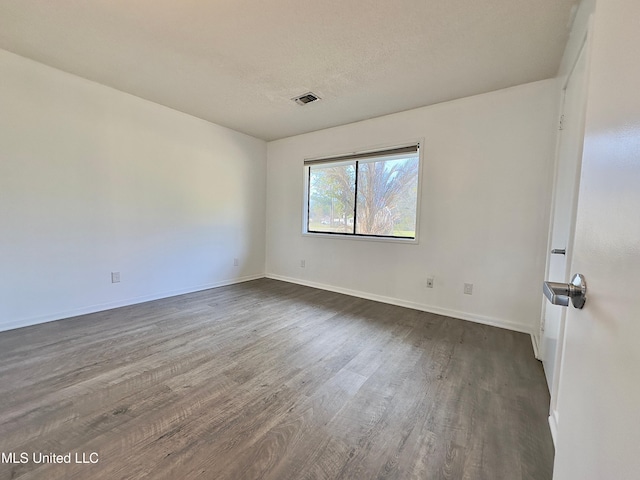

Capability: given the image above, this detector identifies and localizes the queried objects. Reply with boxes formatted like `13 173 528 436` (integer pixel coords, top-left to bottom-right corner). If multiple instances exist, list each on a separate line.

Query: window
305 144 420 239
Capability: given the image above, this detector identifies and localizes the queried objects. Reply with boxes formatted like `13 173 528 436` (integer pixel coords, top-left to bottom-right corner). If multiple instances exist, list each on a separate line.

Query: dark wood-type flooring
0 279 553 480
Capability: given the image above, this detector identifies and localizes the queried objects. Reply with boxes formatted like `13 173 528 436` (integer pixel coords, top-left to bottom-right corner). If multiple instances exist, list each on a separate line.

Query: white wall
0 49 267 331
266 80 559 336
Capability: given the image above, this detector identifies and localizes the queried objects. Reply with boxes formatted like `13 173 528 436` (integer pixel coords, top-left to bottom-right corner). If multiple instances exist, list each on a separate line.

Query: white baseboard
5 272 537 342
530 332 541 359
549 410 559 447
265 273 535 336
0 273 265 333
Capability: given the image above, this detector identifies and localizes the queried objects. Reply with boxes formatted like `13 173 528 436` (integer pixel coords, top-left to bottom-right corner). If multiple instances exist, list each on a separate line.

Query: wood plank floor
0 279 553 480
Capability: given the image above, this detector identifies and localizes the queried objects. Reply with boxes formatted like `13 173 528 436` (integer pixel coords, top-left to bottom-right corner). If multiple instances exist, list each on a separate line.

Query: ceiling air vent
292 92 320 106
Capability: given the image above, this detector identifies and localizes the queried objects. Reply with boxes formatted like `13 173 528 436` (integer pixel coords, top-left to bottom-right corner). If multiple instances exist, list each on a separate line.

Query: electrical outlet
300 259 306 268
426 277 434 288
233 258 239 266
464 283 473 295
111 272 120 283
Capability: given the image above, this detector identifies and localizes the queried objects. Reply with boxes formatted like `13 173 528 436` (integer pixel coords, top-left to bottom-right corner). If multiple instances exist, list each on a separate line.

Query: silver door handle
551 248 566 255
543 274 587 309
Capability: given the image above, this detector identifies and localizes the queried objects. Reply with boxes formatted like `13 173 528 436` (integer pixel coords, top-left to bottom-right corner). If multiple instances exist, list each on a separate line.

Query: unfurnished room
1 1 639 479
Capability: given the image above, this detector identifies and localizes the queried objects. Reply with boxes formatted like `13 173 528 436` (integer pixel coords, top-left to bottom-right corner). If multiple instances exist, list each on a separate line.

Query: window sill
302 231 418 245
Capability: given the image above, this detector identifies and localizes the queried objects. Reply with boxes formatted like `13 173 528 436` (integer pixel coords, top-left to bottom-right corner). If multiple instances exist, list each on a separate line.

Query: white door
552 0 640 478
541 36 589 426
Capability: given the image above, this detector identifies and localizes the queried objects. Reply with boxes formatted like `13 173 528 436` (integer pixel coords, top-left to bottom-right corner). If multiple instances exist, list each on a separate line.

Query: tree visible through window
305 145 419 239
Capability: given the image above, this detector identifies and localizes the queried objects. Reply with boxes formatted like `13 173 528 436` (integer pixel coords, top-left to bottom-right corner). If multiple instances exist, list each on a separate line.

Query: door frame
540 26 592 444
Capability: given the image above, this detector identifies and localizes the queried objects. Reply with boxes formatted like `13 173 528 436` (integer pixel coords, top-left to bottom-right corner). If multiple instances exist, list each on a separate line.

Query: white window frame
302 141 423 244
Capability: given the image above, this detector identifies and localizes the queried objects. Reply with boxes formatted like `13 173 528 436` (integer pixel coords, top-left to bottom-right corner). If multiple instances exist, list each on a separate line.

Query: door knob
551 248 566 255
543 274 587 309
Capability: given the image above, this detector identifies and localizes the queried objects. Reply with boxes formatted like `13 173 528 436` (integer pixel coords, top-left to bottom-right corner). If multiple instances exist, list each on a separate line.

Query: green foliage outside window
307 147 419 239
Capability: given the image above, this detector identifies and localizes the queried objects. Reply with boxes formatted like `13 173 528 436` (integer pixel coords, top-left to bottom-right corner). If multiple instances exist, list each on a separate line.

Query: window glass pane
308 162 355 234
355 155 419 237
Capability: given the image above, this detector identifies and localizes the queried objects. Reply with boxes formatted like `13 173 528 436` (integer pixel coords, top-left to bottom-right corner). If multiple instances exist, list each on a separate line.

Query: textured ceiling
0 0 577 141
